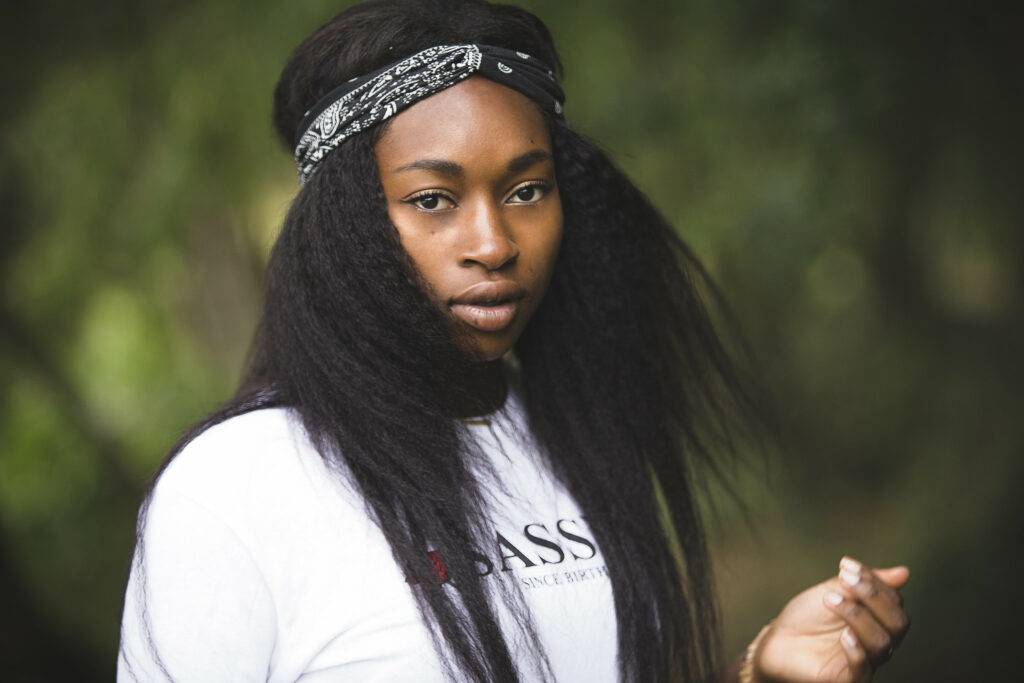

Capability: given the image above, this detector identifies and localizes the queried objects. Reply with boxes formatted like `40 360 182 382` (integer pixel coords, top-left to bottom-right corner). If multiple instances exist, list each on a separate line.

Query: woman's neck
452 357 509 419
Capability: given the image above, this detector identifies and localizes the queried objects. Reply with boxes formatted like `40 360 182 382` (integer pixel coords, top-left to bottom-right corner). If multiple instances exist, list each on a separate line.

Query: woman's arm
717 622 771 683
117 483 278 681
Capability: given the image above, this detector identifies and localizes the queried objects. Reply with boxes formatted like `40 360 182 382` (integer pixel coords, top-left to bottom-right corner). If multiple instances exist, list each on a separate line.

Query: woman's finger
874 565 910 587
839 557 912 642
839 626 871 683
872 566 908 606
823 582 897 668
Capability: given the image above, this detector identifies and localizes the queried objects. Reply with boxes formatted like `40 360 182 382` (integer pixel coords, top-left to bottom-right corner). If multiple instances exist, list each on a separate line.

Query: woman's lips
448 280 526 332
449 301 519 332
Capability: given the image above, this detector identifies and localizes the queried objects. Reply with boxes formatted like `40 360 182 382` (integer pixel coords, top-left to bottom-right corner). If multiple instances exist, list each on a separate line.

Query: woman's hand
752 556 911 683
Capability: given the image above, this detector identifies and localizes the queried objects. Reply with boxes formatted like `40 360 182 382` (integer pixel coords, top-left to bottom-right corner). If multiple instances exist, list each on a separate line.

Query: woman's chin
460 332 516 363
469 344 510 363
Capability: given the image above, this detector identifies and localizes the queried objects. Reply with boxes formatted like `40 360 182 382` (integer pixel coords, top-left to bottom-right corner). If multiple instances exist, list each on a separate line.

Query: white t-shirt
117 383 618 682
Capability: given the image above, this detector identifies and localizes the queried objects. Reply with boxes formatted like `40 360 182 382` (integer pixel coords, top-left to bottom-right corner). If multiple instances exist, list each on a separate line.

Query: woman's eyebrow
506 149 552 175
394 158 464 177
393 149 553 177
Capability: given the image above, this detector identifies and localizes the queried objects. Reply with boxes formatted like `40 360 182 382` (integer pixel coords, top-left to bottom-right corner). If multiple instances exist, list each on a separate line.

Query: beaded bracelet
738 620 774 683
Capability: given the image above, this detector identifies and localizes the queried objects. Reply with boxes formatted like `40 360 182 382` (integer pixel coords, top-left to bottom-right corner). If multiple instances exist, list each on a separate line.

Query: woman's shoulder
148 406 358 532
157 407 302 492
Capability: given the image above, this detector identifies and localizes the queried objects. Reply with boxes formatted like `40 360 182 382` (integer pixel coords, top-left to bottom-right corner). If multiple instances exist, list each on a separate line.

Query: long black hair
125 1 770 681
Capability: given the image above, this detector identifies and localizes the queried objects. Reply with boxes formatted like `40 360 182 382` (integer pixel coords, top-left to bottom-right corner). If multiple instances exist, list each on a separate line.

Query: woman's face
374 76 563 362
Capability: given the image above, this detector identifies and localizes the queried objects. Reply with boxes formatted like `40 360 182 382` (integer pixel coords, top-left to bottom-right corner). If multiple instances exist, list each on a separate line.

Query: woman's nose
459 199 519 271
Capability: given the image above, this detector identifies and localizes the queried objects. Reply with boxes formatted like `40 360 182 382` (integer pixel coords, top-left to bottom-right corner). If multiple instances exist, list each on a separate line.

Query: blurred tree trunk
0 514 105 681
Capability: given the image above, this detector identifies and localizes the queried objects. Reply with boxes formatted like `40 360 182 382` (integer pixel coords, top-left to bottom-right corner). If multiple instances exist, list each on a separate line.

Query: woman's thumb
874 565 910 588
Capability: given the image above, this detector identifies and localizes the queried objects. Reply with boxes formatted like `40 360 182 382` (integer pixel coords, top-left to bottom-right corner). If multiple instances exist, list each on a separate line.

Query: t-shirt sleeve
117 481 278 682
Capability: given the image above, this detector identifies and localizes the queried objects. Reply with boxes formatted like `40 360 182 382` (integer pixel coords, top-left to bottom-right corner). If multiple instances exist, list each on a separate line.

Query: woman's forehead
374 76 551 170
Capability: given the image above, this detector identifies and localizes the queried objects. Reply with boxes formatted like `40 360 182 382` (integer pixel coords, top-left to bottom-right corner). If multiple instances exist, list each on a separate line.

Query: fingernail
840 568 860 586
840 556 862 573
825 590 843 606
841 627 857 648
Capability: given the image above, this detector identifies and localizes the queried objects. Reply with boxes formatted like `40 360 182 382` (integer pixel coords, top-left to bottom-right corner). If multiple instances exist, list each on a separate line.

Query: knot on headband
293 43 566 185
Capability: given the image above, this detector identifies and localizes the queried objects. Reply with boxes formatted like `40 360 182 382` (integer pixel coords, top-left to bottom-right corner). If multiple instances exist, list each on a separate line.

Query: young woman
117 1 911 681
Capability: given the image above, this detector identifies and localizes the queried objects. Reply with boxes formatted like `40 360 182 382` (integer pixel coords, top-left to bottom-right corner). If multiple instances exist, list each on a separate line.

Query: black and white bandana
293 43 566 185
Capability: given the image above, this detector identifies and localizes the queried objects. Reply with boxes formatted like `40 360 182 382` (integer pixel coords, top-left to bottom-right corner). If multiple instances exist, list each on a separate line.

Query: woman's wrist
738 620 773 683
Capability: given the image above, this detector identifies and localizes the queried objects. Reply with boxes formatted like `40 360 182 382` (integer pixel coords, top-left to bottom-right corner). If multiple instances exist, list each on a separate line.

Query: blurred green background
2 0 1020 680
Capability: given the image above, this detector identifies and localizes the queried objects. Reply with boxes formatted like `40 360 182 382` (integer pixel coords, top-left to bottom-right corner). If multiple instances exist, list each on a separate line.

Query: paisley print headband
293 43 566 185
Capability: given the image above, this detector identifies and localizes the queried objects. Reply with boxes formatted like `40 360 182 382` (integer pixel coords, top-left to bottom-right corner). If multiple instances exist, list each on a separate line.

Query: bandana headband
293 43 566 185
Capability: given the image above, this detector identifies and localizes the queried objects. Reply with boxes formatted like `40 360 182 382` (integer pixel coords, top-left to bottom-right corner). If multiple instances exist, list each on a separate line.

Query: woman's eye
407 192 455 211
508 183 548 204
